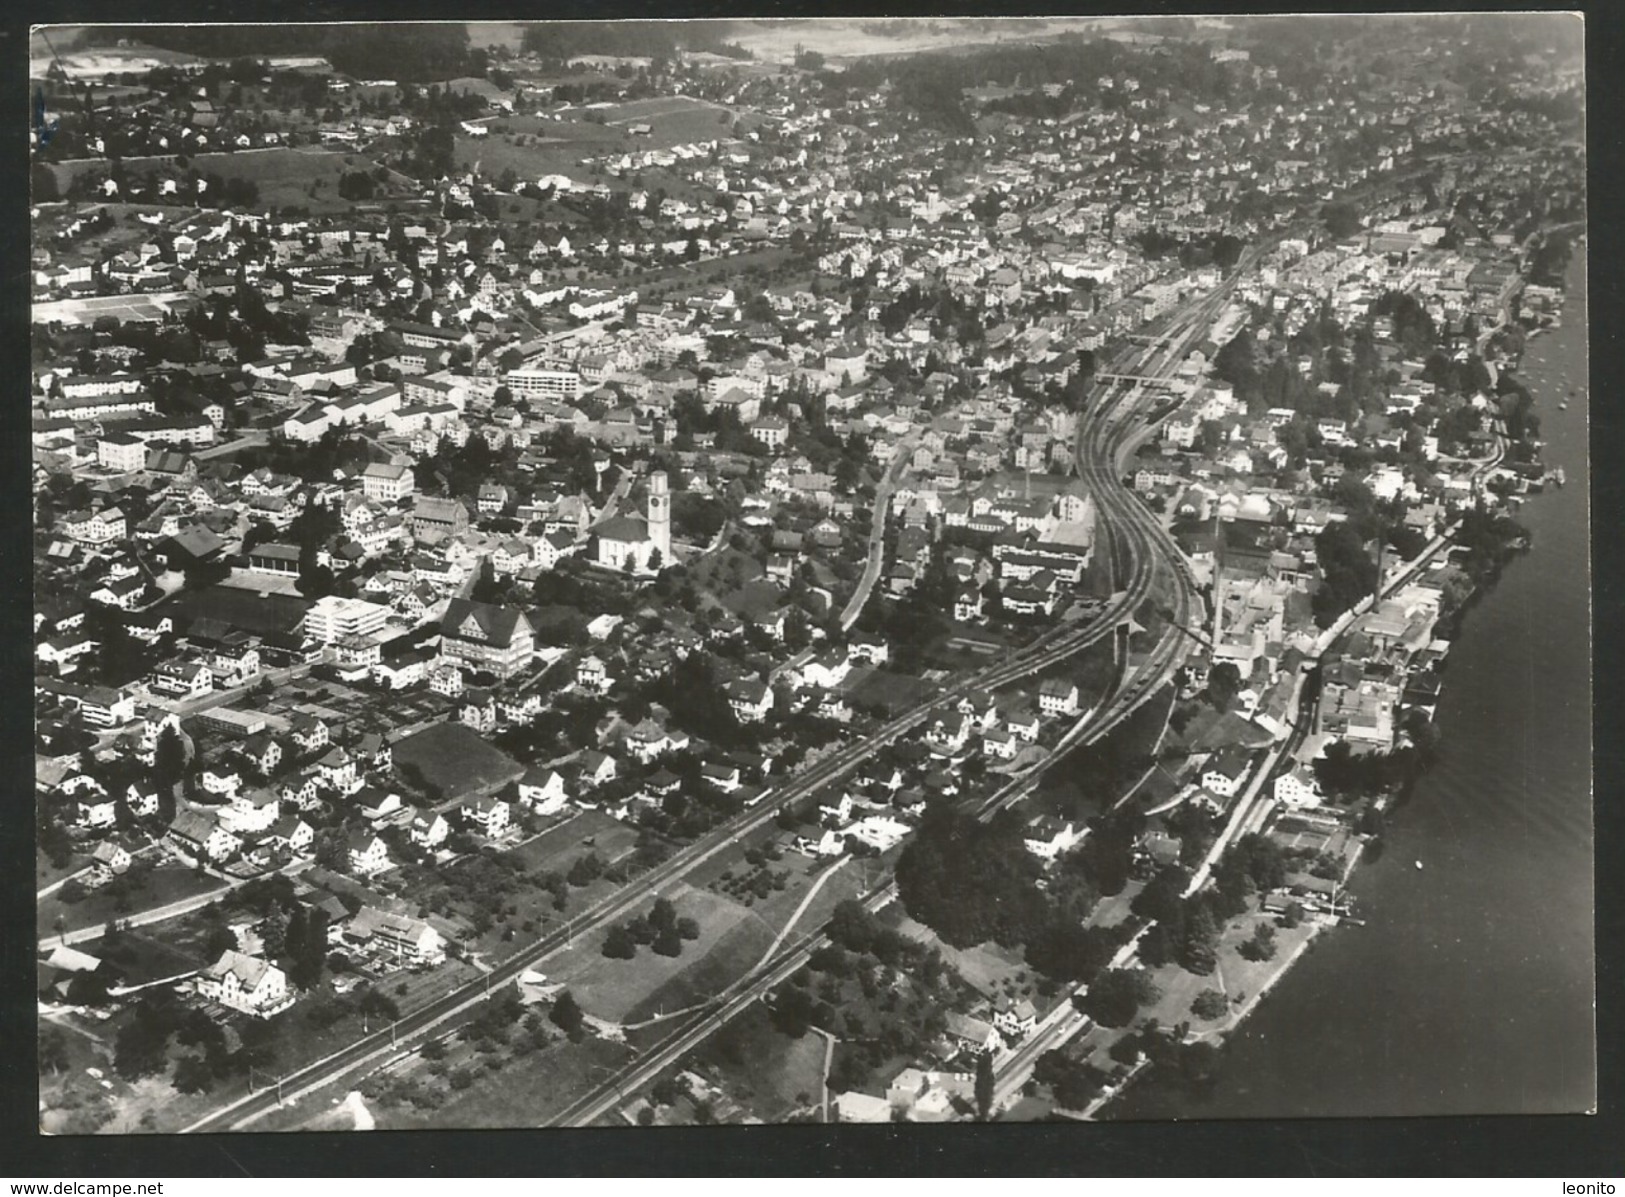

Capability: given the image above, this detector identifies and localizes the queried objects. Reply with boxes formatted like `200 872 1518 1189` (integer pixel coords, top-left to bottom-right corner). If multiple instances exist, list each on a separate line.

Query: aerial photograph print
27 13 1594 1137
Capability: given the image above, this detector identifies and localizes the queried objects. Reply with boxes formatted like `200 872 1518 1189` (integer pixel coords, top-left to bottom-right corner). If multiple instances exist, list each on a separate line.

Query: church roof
593 514 649 544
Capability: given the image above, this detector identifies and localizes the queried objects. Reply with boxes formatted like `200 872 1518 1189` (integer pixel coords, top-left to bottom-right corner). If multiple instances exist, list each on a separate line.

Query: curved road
839 436 918 631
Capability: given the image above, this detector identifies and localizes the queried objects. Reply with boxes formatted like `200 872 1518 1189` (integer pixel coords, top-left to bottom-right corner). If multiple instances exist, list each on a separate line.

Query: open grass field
508 809 640 876
383 1032 631 1129
37 846 90 892
550 883 774 1025
390 722 525 804
594 95 767 150
30 42 202 80
37 1017 119 1136
844 667 938 716
726 17 1094 64
41 147 393 215
98 929 208 986
547 245 800 305
693 1001 828 1120
38 863 228 938
719 579 784 621
453 133 617 190
1082 913 1320 1075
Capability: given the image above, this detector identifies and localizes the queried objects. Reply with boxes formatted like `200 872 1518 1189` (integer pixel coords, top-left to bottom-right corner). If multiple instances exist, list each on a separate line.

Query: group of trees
1311 520 1379 628
895 809 1046 949
601 896 700 960
1133 833 1294 978
645 652 749 748
1032 1047 1111 1110
769 901 956 1094
1313 739 1417 799
96 23 480 84
1076 967 1161 1030
114 987 277 1091
518 20 744 66
894 809 1132 987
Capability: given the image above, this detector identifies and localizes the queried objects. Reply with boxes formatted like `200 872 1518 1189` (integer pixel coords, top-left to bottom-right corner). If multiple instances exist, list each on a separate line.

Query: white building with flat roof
506 367 582 401
302 595 391 645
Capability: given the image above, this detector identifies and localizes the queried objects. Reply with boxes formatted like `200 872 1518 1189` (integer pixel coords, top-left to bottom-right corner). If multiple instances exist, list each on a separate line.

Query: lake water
1112 244 1595 1118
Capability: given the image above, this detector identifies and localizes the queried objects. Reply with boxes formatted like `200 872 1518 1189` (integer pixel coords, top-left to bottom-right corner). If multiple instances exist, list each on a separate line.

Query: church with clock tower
592 470 672 575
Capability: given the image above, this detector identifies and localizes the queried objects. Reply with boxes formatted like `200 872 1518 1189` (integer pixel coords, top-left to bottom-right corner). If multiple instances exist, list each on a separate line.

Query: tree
314 830 349 873
260 905 289 959
1312 521 1378 628
894 808 1045 949
1180 901 1220 976
113 1009 172 1080
1191 989 1229 1020
289 906 329 990
974 1049 995 1120
1239 921 1278 962
1078 968 1158 1029
1321 200 1362 239
549 989 585 1035
768 983 816 1038
203 923 239 960
152 724 186 816
567 853 603 887
650 1074 687 1106
358 986 400 1021
602 923 637 959
38 1028 70 1076
172 1053 216 1094
1206 661 1242 711
652 924 683 957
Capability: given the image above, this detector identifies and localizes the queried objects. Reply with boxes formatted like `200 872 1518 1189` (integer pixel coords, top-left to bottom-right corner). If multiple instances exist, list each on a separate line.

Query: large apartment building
439 598 535 680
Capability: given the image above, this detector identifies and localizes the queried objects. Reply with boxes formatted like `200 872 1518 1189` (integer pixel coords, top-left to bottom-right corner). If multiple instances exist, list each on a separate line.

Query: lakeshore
1104 237 1593 1119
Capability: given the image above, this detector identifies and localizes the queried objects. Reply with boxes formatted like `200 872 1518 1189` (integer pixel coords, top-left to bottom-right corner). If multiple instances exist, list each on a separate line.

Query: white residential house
517 767 569 815
1024 819 1083 863
346 830 390 876
410 810 450 849
195 950 293 1018
992 998 1038 1041
220 787 281 835
724 678 773 723
1201 749 1252 798
1038 678 1081 717
1273 766 1324 810
461 796 511 837
983 727 1019 761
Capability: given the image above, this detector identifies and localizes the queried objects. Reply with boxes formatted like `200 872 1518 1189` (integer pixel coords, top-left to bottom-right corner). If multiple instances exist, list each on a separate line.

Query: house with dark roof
439 598 535 679
196 949 292 1018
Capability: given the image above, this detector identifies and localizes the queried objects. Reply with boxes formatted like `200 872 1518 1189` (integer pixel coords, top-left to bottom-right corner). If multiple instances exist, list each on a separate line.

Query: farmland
449 94 765 194
41 147 399 215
